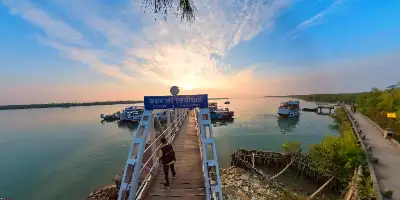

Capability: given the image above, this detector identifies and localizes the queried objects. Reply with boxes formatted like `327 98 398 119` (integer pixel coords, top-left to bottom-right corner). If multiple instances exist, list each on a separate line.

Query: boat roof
209 102 218 107
124 106 145 111
281 100 300 104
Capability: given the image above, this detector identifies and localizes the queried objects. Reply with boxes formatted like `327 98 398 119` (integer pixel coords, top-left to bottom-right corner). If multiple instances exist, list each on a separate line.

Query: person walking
158 137 176 189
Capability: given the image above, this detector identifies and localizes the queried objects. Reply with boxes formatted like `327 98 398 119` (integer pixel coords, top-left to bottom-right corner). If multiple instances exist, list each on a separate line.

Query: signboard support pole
177 108 181 124
174 108 177 130
167 110 172 141
149 111 158 167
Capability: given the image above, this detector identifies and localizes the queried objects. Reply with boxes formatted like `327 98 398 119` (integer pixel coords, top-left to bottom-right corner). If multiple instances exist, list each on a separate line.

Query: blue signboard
144 94 208 110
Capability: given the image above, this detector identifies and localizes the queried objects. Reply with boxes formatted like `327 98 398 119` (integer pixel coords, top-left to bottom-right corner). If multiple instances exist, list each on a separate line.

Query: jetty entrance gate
117 93 223 200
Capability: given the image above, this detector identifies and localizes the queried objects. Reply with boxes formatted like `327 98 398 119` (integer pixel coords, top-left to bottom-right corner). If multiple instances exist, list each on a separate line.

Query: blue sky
0 0 399 104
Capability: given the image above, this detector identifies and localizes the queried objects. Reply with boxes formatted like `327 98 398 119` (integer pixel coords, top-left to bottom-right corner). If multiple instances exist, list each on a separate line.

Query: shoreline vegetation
266 93 360 102
0 98 228 110
285 107 375 199
271 107 375 199
290 88 399 141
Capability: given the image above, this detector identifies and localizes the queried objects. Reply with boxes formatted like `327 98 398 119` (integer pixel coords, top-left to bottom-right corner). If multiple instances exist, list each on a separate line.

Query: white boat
120 106 145 122
209 102 234 119
277 100 300 117
120 106 173 122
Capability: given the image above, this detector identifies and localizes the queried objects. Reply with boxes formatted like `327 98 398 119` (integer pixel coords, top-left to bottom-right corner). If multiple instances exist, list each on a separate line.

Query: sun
183 83 193 91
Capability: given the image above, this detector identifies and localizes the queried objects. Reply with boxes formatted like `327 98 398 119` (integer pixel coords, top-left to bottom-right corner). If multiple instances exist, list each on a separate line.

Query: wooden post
309 176 335 199
252 153 255 168
270 159 295 180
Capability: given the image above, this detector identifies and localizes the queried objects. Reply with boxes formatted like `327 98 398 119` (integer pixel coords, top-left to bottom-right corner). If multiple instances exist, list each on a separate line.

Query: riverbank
87 185 118 200
0 98 229 110
221 167 309 200
0 100 143 110
86 166 309 200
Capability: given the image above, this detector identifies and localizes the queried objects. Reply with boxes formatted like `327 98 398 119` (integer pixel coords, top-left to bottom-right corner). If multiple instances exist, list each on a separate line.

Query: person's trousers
163 163 176 187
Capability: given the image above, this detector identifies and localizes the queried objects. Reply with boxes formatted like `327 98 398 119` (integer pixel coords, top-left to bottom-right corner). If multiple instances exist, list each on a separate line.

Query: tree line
292 88 399 138
289 93 360 103
356 88 400 140
0 98 228 110
0 101 144 110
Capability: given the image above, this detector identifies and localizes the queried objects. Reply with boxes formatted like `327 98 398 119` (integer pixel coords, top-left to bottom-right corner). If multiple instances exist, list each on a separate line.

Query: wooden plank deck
143 111 206 200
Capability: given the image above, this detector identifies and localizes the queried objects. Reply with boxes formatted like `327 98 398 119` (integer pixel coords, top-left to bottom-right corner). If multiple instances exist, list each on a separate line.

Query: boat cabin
120 106 145 121
279 101 300 110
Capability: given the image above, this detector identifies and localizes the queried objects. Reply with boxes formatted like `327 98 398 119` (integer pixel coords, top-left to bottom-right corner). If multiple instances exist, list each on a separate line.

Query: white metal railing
194 108 223 200
118 108 188 200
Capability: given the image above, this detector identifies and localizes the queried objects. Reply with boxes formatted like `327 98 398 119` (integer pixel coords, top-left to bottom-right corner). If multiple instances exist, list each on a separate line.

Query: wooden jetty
117 91 222 200
143 112 206 199
302 105 336 115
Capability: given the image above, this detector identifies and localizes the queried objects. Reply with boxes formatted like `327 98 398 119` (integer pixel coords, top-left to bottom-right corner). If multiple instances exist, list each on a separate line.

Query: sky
0 0 399 104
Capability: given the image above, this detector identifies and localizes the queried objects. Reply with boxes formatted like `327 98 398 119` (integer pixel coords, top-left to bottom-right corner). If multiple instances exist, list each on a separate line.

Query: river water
0 98 337 200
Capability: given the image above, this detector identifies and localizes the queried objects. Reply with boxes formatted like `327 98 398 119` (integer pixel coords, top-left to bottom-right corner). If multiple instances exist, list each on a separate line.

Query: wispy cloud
288 0 345 39
1 0 293 91
2 0 86 46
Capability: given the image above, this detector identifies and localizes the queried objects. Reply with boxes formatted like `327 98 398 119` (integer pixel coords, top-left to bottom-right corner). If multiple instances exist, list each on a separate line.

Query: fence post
252 153 255 168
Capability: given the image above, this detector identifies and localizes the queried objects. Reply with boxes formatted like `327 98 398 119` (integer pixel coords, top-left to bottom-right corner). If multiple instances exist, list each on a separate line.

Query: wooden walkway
143 111 206 200
346 105 400 200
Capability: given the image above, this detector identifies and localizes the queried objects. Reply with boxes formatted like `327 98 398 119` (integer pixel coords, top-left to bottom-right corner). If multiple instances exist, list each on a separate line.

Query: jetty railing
194 108 223 200
118 108 188 200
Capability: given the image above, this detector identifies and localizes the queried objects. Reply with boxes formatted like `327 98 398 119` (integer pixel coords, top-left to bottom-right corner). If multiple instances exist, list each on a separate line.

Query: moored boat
224 100 230 104
101 113 120 120
120 106 173 122
277 100 300 117
120 106 145 122
209 102 234 119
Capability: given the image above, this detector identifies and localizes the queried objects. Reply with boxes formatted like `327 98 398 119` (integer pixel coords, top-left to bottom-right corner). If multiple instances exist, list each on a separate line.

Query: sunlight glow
183 83 193 91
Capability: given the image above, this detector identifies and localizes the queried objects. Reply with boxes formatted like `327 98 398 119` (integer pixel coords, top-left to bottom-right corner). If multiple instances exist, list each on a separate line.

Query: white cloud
121 0 293 88
2 0 86 46
288 0 345 38
1 0 293 90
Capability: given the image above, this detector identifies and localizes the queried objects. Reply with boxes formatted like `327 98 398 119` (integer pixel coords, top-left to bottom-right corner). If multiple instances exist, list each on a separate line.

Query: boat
120 106 145 122
120 106 173 122
209 102 234 119
277 100 300 117
224 100 230 104
101 113 120 121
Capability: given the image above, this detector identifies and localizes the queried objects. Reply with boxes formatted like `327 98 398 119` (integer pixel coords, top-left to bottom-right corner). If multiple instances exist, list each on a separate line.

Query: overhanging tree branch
141 0 197 24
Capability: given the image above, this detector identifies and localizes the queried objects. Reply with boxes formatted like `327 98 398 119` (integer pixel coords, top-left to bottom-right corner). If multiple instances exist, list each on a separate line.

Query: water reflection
277 117 300 134
211 118 235 127
100 119 119 124
117 121 138 132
